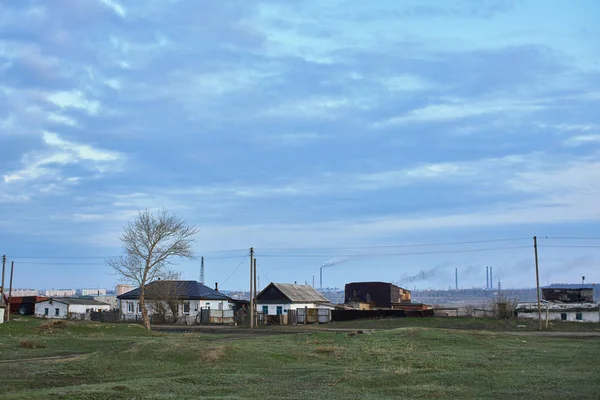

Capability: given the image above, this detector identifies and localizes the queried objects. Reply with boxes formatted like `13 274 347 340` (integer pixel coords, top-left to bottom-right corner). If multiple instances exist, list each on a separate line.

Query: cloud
99 0 126 17
46 91 101 115
374 97 546 127
563 134 600 147
3 131 122 184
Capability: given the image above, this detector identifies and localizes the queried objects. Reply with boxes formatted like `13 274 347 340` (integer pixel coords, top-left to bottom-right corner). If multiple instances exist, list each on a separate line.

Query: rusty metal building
542 284 595 303
345 282 411 309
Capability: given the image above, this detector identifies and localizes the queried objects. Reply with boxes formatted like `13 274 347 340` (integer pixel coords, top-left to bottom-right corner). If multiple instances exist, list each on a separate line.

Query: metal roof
40 298 110 306
270 283 330 303
117 280 231 301
542 284 597 289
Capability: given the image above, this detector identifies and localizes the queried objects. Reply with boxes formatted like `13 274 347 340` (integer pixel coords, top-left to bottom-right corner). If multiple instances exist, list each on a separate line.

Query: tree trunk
139 285 151 330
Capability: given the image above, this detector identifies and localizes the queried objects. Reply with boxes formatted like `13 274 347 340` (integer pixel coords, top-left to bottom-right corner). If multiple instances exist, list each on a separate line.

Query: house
516 284 599 323
256 282 335 316
117 280 233 322
345 282 411 309
35 298 111 319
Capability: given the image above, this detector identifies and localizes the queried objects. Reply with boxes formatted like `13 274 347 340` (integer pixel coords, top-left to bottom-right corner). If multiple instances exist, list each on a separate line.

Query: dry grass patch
38 320 70 331
19 339 46 349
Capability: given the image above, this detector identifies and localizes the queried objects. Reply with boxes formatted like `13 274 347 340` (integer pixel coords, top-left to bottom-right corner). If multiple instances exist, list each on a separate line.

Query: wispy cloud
3 131 122 184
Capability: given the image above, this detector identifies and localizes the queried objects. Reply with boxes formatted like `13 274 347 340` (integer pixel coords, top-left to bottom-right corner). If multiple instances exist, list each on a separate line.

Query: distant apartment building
9 289 39 297
116 284 136 296
80 288 107 296
44 289 76 297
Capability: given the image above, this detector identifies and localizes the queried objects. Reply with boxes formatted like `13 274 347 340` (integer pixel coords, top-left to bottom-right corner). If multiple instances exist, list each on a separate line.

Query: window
205 302 210 309
183 302 190 314
262 306 269 315
218 302 223 311
137 303 141 313
576 312 583 321
561 313 567 321
55 308 60 316
127 302 134 313
44 308 49 316
276 306 283 315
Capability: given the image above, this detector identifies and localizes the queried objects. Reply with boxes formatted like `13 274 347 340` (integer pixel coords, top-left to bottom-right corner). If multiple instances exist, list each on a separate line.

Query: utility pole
249 247 254 329
7 261 14 322
534 236 542 330
253 258 257 327
1 255 6 310
200 256 205 285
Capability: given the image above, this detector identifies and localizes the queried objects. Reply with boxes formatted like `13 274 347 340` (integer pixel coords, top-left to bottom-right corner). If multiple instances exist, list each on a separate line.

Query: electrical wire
256 261 270 283
540 237 600 241
258 237 531 252
538 245 600 249
257 245 531 258
220 253 249 286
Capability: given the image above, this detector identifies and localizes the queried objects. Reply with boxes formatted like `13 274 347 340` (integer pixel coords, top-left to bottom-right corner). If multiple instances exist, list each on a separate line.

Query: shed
35 298 111 319
256 283 335 316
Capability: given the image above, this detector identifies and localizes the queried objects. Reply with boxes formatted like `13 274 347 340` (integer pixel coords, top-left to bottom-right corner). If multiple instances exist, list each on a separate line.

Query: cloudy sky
1 0 599 292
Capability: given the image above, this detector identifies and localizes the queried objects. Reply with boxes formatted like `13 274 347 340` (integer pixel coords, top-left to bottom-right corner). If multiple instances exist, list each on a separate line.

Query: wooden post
7 261 14 322
1 255 6 311
249 247 254 328
545 305 549 329
253 258 257 326
534 236 542 331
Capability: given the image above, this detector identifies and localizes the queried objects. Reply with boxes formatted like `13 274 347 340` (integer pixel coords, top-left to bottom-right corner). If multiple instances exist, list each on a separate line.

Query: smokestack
486 266 489 290
455 267 458 290
490 267 493 291
214 282 218 292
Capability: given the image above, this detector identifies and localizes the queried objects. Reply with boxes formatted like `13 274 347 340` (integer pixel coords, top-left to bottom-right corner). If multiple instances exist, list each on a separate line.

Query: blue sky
1 0 599 292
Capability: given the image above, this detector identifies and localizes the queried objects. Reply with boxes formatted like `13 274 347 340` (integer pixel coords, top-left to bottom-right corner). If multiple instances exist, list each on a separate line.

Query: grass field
1 318 599 399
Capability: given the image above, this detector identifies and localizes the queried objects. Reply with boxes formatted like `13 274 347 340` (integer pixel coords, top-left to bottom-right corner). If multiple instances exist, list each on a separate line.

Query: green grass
1 317 599 399
319 317 600 332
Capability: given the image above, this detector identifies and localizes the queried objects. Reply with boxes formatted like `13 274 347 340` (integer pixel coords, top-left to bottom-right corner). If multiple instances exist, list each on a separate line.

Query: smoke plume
321 258 350 269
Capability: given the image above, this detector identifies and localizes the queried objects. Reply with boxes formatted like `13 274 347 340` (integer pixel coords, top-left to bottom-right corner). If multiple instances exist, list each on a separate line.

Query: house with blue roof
117 280 234 322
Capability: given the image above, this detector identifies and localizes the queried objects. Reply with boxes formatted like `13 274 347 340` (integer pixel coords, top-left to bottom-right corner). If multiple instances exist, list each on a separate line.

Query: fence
297 308 331 324
91 311 120 323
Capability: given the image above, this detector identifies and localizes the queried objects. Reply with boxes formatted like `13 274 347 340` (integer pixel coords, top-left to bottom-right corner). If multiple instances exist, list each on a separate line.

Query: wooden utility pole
7 261 14 322
249 247 254 328
1 255 6 310
534 236 542 330
253 258 257 326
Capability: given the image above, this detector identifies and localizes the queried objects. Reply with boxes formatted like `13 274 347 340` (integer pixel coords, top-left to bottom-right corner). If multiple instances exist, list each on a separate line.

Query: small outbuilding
35 298 111 319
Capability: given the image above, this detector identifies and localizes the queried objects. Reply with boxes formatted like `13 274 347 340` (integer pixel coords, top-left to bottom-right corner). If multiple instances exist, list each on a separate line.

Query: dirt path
0 354 84 364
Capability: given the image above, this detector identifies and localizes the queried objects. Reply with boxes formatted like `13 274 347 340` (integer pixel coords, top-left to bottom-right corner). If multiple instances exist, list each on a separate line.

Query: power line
539 245 600 249
540 237 600 241
258 245 531 258
220 253 249 286
256 261 270 283
258 237 531 252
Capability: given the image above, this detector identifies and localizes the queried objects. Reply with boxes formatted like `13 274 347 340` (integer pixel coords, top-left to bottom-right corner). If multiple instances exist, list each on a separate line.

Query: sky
1 0 600 292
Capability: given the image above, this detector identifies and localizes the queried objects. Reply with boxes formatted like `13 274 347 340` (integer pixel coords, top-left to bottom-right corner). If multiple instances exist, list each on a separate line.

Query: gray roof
271 283 330 303
117 280 231 301
42 298 110 306
543 284 597 290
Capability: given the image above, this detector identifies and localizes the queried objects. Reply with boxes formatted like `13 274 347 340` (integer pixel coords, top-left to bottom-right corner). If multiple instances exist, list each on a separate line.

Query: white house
516 301 599 323
256 282 335 316
35 298 111 319
117 280 234 322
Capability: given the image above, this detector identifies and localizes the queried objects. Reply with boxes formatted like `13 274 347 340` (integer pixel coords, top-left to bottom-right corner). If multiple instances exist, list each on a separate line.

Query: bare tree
108 209 198 329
